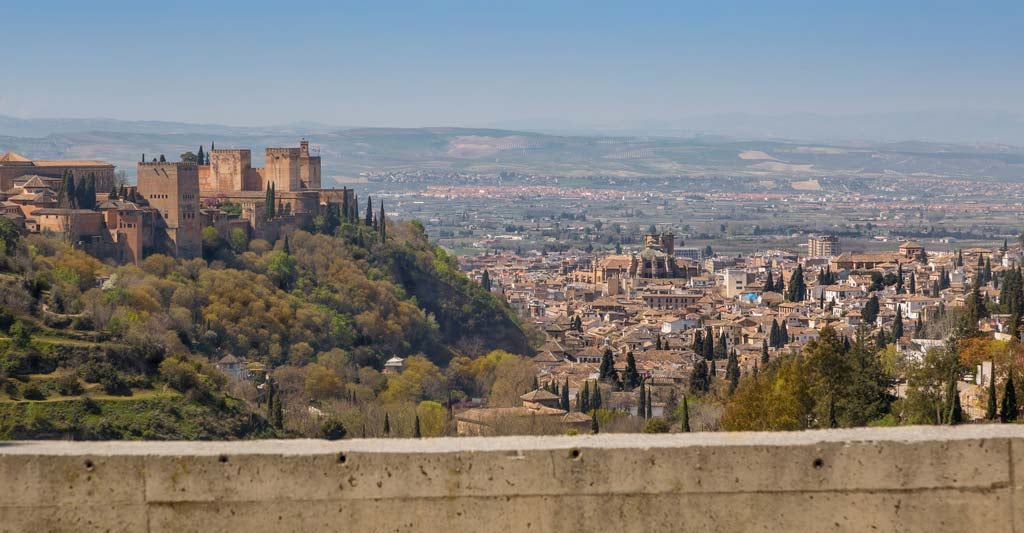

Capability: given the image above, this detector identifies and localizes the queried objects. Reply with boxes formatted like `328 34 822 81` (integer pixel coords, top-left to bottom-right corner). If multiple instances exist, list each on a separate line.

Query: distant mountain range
2 114 1024 183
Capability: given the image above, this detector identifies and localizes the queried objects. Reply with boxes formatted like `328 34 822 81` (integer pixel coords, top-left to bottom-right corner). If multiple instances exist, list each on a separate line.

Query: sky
2 0 1023 131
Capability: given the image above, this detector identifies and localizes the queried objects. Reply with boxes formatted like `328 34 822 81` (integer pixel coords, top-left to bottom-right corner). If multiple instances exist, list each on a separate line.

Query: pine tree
414 415 422 438
680 395 691 432
383 412 391 436
1000 373 1018 423
987 367 998 421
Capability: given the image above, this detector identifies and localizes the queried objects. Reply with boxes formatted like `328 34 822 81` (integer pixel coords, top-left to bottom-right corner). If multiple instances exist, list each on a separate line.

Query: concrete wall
1 426 1022 532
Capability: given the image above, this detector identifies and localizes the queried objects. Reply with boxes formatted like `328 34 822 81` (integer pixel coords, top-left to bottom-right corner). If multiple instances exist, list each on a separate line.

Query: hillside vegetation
0 214 529 439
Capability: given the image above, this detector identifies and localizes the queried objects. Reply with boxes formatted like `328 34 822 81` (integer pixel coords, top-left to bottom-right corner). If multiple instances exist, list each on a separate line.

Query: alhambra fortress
0 141 355 263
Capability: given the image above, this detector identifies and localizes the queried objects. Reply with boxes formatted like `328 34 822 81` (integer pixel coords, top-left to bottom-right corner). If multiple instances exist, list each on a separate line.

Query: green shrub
55 374 84 396
320 418 347 440
22 383 46 401
642 419 670 434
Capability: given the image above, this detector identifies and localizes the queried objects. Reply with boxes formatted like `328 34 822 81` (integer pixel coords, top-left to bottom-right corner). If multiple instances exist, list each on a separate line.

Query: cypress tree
680 395 691 432
580 381 591 413
271 393 284 430
591 384 602 411
599 349 617 382
1001 374 1018 423
761 339 769 365
726 349 740 394
624 352 640 390
945 374 960 425
481 270 492 292
383 412 391 436
656 335 662 350
197 145 205 165
692 329 704 354
703 328 714 360
895 264 904 294
987 367 998 421
764 266 774 292
893 307 904 340
709 359 717 383
776 271 785 296
646 389 653 419
638 381 646 418
714 330 727 360
365 195 374 226
863 295 880 324
689 360 709 393
379 199 386 240
561 378 570 411
414 415 422 438
909 272 916 294
769 320 780 348
591 411 599 434
786 264 806 302
780 321 789 345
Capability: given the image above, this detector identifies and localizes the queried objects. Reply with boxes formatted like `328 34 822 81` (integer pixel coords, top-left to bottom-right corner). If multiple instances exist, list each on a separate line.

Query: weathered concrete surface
0 426 1021 532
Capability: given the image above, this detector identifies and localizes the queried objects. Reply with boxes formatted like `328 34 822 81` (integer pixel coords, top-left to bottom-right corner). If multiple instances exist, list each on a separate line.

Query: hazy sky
3 0 1023 128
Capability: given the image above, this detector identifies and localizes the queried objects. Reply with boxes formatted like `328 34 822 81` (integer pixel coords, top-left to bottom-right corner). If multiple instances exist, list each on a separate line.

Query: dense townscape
0 140 1022 439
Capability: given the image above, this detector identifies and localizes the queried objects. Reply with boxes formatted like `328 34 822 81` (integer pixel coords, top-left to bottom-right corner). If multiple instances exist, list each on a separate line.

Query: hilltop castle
0 139 358 264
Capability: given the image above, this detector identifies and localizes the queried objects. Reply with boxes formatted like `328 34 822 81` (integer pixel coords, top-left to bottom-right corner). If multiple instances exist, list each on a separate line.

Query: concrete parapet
0 426 1021 532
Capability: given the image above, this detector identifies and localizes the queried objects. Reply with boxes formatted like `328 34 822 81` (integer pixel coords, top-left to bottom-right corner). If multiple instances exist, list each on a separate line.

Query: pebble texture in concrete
0 425 1020 532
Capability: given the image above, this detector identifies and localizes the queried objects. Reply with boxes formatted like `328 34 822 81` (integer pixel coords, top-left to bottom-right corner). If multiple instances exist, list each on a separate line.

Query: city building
808 234 840 257
0 152 116 193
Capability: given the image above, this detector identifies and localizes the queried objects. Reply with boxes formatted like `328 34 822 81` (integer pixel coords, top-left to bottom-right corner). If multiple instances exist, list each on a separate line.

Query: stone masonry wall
0 426 1021 532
